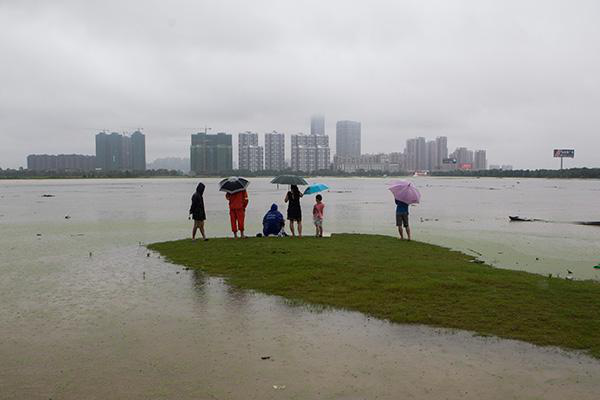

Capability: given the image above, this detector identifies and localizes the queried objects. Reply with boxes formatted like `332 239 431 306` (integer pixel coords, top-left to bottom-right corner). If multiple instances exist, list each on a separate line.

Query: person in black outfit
285 184 303 237
189 182 207 241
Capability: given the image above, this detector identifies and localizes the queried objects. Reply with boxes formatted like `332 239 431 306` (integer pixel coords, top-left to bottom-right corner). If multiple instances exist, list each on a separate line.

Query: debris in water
89 252 92 257
41 194 55 197
146 253 150 257
176 271 180 274
272 385 286 390
64 215 71 219
594 264 600 269
143 272 146 280
261 356 271 360
467 248 483 256
566 270 574 281
36 233 42 237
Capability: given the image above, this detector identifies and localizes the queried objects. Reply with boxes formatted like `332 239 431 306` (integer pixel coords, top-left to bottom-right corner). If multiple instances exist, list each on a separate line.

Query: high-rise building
27 154 96 171
291 133 330 172
426 140 438 171
121 135 132 170
311 115 325 136
131 131 146 171
95 132 123 171
264 131 285 171
404 137 428 171
95 131 146 171
450 147 474 167
404 138 416 171
335 120 361 158
416 137 427 171
474 150 487 170
190 132 233 174
435 136 448 169
238 131 264 172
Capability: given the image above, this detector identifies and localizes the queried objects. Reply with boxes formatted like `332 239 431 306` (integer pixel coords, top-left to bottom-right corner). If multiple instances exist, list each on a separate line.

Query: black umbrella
219 177 250 194
270 175 308 185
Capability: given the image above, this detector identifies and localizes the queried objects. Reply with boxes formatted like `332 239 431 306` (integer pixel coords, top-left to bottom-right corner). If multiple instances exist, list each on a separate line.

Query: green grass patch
148 234 600 358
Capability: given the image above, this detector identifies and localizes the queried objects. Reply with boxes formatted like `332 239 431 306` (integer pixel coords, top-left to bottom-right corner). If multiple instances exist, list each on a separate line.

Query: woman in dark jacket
284 185 303 237
189 182 207 240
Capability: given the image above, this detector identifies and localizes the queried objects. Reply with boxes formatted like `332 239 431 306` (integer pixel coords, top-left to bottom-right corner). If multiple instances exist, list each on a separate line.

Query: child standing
313 194 325 237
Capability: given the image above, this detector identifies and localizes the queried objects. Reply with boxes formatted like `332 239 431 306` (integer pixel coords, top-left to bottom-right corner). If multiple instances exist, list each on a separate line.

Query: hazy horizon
2 0 599 170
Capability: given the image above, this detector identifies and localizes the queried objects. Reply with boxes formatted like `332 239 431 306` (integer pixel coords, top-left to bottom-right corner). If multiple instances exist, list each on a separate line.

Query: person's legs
230 209 238 238
319 222 323 237
403 214 411 241
290 220 296 237
405 226 411 241
396 213 404 239
298 220 303 238
192 220 199 240
198 220 206 240
238 209 246 238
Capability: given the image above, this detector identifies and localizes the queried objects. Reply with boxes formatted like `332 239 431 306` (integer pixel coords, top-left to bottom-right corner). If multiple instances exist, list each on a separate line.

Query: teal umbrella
270 175 308 185
304 183 329 195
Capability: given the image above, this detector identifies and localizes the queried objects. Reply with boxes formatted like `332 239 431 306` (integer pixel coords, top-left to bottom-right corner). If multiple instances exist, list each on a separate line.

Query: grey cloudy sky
1 0 599 169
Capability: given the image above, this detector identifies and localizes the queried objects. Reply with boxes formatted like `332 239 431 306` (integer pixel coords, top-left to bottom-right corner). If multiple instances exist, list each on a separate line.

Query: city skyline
22 124 494 173
2 1 599 170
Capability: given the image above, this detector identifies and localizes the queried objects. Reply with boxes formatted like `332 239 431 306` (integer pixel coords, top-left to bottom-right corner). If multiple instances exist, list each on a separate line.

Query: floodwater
1 177 600 399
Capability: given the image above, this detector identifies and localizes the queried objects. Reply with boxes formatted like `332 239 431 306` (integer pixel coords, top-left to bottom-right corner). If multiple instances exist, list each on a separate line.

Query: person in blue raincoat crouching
263 204 285 237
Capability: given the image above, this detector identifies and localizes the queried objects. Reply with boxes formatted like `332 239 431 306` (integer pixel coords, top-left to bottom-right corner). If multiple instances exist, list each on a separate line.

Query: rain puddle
2 246 599 399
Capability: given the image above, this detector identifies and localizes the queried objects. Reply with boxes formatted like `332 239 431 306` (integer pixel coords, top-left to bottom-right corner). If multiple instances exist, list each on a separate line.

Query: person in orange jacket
226 190 248 238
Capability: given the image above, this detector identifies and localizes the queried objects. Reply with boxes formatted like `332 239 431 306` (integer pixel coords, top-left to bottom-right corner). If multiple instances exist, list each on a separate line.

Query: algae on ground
148 234 600 358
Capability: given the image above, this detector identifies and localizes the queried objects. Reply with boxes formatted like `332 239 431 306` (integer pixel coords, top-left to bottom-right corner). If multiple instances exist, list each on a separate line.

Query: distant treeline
0 168 410 179
231 169 410 178
430 168 600 179
4 167 598 179
0 169 184 179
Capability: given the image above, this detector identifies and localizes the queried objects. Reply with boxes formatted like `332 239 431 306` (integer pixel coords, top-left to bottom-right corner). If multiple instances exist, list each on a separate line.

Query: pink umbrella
388 180 421 204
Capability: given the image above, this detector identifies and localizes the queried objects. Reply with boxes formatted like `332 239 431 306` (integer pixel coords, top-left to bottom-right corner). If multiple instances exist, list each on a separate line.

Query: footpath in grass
148 234 600 358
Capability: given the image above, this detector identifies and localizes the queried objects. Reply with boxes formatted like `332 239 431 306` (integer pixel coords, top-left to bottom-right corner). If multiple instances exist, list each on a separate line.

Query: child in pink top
313 194 325 237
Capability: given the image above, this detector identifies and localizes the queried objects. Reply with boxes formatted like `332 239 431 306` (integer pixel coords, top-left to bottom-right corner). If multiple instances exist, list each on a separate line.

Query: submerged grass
148 234 600 358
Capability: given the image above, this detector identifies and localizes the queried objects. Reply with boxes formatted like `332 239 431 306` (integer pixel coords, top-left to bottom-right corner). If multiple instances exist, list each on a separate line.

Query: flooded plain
1 177 600 399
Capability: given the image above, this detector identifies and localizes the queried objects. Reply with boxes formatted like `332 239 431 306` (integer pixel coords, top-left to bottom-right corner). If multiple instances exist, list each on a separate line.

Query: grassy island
148 234 600 358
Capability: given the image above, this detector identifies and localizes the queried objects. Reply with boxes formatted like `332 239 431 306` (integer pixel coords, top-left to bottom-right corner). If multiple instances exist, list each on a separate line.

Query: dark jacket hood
270 203 278 212
196 182 205 195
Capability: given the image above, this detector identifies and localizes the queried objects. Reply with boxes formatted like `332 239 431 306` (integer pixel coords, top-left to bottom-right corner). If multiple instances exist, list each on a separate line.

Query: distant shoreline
1 167 599 180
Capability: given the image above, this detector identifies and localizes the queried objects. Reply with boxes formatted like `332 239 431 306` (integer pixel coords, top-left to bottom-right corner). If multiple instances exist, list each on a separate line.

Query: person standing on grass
395 199 411 240
313 194 325 237
226 189 248 239
285 184 303 238
189 182 208 241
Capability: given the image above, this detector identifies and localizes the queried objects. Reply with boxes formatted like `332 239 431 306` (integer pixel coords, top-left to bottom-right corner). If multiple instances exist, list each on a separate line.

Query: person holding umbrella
219 177 250 239
395 199 411 241
388 180 421 241
189 182 207 241
285 185 303 238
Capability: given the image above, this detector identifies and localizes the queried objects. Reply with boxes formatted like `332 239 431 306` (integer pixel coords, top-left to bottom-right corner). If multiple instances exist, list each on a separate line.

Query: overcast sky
1 0 599 169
